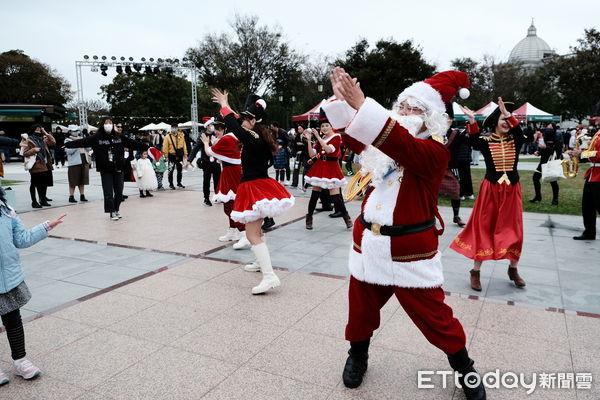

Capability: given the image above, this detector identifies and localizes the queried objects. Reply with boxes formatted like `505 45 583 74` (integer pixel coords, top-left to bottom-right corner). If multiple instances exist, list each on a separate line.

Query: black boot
80 194 88 202
145 190 153 197
447 348 486 400
139 190 146 198
68 195 77 203
342 339 369 389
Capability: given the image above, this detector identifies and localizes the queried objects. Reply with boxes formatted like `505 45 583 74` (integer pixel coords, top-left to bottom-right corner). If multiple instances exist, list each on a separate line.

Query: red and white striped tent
513 102 560 122
291 99 328 123
474 101 498 120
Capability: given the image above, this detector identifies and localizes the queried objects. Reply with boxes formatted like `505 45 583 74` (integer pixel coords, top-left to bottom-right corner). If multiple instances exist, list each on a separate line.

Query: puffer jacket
0 213 48 293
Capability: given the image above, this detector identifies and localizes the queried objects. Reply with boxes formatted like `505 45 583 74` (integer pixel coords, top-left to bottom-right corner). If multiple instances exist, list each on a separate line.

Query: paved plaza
0 162 599 399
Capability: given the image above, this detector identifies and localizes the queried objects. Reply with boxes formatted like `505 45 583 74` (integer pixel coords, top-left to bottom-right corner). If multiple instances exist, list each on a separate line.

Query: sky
2 0 598 106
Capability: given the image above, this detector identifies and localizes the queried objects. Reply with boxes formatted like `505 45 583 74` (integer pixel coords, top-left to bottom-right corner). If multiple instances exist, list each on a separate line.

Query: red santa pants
346 277 466 355
223 200 245 231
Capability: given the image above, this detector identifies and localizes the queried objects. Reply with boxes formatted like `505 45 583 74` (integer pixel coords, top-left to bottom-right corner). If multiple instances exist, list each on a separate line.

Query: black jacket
224 115 273 182
64 131 147 173
0 136 19 148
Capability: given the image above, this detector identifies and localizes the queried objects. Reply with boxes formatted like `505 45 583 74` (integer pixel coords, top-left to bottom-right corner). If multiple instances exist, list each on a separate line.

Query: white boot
219 227 241 242
233 232 251 250
244 260 261 272
251 242 280 294
0 367 9 386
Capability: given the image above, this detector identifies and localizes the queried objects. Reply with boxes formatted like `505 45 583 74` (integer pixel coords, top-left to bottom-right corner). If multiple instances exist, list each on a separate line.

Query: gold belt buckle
371 223 382 236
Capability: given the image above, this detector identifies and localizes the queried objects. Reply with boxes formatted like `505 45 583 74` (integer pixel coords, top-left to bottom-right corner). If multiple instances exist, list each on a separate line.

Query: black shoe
550 200 558 206
329 211 343 218
261 218 275 230
573 234 595 240
204 198 212 206
139 190 146 198
448 348 486 400
68 196 77 203
32 202 43 209
122 195 129 199
145 191 153 197
170 185 176 190
80 195 88 202
342 340 370 389
529 197 541 203
43 197 52 202
177 183 185 188
40 201 51 207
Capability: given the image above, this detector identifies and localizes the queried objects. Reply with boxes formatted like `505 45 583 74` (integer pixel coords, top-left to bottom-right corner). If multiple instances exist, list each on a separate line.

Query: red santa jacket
584 132 600 182
206 133 241 165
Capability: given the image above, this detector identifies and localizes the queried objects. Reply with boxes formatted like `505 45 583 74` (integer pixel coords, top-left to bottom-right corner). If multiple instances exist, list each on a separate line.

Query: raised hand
48 214 66 229
335 68 365 110
200 133 209 144
330 67 345 101
498 97 511 118
458 104 476 123
211 89 229 108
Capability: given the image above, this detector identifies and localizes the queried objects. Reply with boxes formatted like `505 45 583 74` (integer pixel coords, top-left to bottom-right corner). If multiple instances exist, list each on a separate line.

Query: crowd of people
1 65 600 399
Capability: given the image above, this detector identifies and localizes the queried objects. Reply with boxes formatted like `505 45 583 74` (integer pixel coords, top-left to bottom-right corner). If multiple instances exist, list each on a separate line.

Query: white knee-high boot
244 235 266 272
251 242 280 294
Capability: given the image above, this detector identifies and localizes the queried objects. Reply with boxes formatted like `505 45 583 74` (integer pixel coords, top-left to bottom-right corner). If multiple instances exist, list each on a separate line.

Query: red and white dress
206 133 242 203
219 107 295 224
304 134 347 189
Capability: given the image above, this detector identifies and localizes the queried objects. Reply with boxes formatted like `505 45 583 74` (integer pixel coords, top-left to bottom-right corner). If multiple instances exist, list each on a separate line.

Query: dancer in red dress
324 67 485 400
212 89 294 294
450 100 527 291
198 116 247 246
304 109 352 230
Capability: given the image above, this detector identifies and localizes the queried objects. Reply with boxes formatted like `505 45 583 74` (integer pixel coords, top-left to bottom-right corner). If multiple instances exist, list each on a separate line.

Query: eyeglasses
116 125 122 128
397 104 423 113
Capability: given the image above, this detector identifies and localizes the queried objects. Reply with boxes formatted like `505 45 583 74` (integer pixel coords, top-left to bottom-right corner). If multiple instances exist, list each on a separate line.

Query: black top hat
319 108 329 125
213 114 226 127
240 94 267 122
483 102 516 129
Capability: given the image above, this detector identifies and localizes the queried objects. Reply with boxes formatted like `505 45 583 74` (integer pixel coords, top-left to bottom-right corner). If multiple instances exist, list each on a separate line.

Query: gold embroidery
392 250 438 261
373 119 395 148
244 128 259 139
453 236 472 250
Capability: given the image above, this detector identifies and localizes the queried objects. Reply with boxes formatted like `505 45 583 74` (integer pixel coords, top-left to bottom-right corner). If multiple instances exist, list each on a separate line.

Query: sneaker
12 358 41 380
177 183 185 188
218 228 242 242
232 232 251 250
0 368 8 386
110 212 119 221
468 195 475 200
460 196 466 201
116 212 122 219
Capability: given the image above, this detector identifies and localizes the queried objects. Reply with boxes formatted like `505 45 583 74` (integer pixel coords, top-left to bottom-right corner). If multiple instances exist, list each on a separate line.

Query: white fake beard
359 114 424 184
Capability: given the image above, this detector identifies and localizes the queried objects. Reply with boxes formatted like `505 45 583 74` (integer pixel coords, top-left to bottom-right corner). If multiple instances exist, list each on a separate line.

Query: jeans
100 171 124 213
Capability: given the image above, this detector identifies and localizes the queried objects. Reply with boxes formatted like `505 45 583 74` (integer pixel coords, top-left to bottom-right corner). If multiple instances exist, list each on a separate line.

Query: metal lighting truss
75 57 200 136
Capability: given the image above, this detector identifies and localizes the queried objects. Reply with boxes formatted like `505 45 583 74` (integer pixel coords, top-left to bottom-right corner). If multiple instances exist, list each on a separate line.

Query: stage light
141 57 146 62
157 58 163 62
92 55 98 60
125 65 132 74
83 55 89 60
133 63 142 72
100 64 108 76
174 58 179 63
149 58 154 62
128 57 134 61
182 57 188 62
145 66 153 74
111 56 116 60
116 66 123 74
120 56 125 61
101 56 107 60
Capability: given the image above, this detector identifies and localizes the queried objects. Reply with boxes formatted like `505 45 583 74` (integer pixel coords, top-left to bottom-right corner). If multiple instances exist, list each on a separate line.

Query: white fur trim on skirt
231 196 295 224
212 190 236 203
304 176 347 189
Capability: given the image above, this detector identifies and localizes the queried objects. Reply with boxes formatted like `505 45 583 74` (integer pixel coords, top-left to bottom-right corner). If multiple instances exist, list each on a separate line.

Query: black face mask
34 131 43 136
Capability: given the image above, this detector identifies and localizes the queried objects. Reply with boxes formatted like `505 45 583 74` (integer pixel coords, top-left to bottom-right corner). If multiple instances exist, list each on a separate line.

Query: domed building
509 21 556 68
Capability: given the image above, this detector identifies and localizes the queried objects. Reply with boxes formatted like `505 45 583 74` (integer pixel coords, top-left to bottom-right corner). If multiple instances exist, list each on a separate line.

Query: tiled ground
0 162 599 399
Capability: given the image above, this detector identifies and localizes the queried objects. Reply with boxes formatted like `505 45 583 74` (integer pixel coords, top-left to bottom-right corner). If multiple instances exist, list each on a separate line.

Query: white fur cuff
322 100 356 130
345 98 390 145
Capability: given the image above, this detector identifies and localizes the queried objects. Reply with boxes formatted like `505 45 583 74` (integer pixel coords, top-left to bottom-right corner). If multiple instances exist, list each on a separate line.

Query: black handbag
169 135 184 162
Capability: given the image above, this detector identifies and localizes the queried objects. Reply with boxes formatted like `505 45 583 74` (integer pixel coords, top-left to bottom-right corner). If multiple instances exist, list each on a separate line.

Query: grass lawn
438 164 590 216
0 180 23 186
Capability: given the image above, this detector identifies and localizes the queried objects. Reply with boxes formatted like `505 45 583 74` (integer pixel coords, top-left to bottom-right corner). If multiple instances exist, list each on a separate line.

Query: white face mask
71 131 80 136
104 124 113 132
171 128 178 133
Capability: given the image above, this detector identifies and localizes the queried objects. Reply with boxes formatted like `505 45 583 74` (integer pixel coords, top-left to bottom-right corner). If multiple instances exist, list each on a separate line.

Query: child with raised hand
0 187 65 385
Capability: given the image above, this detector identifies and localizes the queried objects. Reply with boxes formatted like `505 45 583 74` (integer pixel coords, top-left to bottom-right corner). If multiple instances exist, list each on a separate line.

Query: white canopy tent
139 123 158 131
178 121 193 129
154 122 172 131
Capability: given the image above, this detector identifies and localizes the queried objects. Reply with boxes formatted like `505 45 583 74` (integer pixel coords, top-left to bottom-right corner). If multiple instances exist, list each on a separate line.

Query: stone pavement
0 162 599 399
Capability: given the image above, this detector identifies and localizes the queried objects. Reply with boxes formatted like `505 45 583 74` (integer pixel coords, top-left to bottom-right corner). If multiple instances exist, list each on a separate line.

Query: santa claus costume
304 108 352 230
573 131 600 240
216 92 294 294
200 116 247 245
324 68 486 400
449 102 527 292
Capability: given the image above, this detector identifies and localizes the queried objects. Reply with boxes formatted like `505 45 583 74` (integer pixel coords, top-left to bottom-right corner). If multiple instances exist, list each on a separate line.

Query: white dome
509 22 555 68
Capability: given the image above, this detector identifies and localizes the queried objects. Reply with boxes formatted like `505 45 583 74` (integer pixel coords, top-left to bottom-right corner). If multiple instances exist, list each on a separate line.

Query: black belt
359 214 435 236
321 156 339 162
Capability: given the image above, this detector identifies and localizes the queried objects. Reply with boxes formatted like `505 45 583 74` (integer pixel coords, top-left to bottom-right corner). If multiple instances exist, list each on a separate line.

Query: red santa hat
397 70 470 114
148 147 163 162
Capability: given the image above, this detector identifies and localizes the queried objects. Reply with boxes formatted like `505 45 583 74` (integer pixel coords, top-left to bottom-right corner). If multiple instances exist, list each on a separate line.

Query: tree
186 14 305 111
66 99 110 125
451 57 492 109
0 50 72 105
100 72 191 128
335 39 436 108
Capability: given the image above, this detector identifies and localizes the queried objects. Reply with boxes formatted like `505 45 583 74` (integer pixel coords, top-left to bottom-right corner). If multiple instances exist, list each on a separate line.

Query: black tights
308 190 347 215
451 199 461 218
533 171 559 201
29 184 47 203
1 309 26 360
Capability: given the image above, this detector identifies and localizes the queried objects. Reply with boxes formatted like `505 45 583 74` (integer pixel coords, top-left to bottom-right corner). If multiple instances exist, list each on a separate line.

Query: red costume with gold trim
207 133 242 203
449 117 526 261
304 134 347 189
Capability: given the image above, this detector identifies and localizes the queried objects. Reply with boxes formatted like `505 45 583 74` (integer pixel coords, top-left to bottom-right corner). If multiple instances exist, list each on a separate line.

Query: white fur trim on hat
398 81 444 113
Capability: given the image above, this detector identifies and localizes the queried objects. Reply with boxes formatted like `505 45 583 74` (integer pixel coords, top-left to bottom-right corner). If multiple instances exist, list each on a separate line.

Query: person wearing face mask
162 123 187 190
325 68 486 400
451 100 527 293
21 124 56 208
64 118 147 220
187 119 222 206
64 125 90 203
